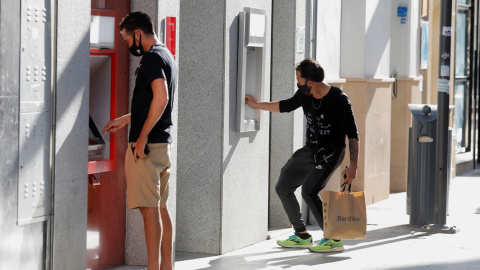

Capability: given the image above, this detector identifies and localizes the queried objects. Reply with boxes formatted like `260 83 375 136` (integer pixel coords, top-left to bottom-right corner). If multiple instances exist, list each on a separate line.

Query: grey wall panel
0 0 21 97
53 0 90 269
0 97 19 223
269 0 309 228
0 220 46 269
176 0 226 254
0 0 47 269
0 0 21 223
270 0 299 229
176 0 272 255
53 180 89 269
221 0 271 254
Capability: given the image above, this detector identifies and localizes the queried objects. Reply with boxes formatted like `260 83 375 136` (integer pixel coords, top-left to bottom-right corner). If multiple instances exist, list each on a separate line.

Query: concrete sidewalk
111 170 480 270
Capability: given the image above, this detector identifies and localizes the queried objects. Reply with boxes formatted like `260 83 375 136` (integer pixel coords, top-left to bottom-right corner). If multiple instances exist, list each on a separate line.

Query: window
454 6 471 154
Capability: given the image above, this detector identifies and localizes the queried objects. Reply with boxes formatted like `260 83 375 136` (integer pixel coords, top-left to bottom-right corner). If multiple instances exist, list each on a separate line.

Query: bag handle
340 182 352 192
340 165 352 192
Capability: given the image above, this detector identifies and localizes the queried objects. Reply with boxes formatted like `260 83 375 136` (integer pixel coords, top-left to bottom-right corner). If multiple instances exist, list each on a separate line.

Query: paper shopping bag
321 184 367 239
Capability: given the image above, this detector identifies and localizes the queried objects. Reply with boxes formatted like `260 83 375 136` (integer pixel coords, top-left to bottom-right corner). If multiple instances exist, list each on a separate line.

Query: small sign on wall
165 16 176 59
397 6 407 24
438 78 450 93
297 27 305 53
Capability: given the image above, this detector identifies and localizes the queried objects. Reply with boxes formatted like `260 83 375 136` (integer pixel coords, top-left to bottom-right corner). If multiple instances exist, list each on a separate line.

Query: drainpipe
305 0 318 226
47 0 58 268
310 0 317 59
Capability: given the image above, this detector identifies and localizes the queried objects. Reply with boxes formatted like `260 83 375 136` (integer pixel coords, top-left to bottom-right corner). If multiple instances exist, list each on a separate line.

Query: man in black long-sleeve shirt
245 58 359 253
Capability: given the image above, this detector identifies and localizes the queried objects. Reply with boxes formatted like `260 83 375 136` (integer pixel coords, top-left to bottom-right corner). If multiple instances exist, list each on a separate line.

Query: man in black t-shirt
245 58 359 253
103 12 176 270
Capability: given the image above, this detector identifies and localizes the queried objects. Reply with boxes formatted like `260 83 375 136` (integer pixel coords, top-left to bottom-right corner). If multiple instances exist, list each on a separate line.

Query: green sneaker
276 232 313 248
309 238 344 252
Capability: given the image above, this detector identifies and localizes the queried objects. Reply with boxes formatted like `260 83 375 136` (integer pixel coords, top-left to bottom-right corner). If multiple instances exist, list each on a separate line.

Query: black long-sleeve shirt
279 86 359 150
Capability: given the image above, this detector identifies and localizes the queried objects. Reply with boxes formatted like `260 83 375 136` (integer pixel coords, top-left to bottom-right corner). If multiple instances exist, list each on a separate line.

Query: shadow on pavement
176 224 435 269
386 257 480 270
178 248 350 270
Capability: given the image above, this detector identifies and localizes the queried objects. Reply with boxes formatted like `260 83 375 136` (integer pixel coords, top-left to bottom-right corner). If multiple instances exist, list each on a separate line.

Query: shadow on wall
49 15 92 269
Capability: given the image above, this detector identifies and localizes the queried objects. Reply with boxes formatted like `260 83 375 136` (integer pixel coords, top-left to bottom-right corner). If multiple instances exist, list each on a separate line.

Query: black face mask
297 81 311 95
129 33 144 57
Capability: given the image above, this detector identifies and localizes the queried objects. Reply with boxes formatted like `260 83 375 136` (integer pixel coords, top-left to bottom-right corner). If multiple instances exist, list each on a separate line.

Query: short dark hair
295 58 325 82
119 12 154 35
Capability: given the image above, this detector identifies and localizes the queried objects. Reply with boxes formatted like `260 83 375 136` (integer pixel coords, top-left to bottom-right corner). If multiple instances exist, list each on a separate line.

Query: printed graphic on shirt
306 112 332 146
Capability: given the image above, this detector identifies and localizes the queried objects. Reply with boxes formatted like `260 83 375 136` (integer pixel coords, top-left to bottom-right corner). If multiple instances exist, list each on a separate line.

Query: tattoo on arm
349 139 356 162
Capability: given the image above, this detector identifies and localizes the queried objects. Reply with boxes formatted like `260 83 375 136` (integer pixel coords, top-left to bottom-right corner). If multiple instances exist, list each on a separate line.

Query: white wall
390 0 421 78
341 0 392 78
341 0 366 78
365 0 392 78
316 0 342 79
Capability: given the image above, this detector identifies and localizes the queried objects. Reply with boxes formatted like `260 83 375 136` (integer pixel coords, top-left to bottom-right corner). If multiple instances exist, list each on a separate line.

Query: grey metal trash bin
407 104 437 227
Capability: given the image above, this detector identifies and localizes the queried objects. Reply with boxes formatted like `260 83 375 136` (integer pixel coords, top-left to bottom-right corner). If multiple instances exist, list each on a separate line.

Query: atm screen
88 115 106 160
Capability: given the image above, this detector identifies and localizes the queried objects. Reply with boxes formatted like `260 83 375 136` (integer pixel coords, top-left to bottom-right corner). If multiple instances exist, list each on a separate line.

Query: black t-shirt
279 86 359 150
129 44 177 143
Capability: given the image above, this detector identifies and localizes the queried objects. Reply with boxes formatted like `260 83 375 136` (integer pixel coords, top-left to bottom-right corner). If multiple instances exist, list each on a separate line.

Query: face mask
129 33 144 57
297 81 311 95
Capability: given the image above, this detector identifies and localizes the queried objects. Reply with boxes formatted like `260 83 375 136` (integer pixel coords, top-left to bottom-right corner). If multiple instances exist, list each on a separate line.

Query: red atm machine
88 9 118 174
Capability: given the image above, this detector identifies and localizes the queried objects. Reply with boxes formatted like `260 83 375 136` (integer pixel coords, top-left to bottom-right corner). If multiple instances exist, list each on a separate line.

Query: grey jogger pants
275 145 345 233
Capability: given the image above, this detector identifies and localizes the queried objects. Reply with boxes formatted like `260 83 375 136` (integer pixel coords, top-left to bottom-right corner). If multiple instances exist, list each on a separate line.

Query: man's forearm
252 101 280 113
120 114 131 123
348 138 359 168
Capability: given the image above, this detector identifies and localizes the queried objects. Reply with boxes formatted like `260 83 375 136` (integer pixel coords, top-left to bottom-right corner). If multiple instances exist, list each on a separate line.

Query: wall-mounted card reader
236 7 267 132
